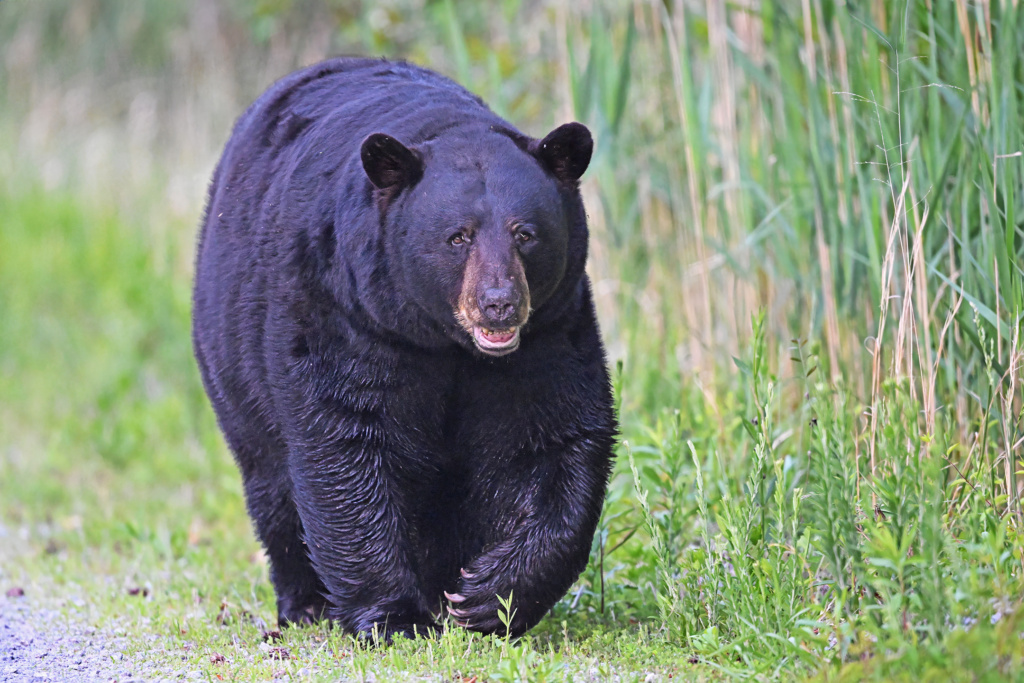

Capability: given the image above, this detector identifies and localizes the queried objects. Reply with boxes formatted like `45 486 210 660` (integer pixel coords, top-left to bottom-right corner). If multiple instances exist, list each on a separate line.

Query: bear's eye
515 229 535 245
448 232 469 246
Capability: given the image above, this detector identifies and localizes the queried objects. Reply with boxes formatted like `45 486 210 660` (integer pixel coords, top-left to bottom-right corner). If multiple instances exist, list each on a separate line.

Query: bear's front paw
445 565 537 637
351 615 439 645
340 599 439 644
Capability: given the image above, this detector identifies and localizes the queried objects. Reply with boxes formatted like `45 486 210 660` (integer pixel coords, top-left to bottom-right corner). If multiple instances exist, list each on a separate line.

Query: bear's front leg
282 387 438 641
447 433 613 636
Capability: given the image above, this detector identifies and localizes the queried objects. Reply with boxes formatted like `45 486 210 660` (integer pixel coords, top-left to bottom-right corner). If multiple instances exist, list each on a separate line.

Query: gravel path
0 521 144 682
0 589 311 683
0 591 137 683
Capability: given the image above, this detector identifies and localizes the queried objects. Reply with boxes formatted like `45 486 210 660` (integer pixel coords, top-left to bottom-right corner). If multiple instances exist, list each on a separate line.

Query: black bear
192 57 616 640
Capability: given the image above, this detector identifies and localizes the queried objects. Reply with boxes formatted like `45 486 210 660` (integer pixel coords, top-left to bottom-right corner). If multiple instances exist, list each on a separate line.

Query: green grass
2 0 1024 681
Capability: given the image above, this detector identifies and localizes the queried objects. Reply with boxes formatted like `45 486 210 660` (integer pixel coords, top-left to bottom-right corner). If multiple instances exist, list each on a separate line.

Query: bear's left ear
530 122 593 185
361 133 424 191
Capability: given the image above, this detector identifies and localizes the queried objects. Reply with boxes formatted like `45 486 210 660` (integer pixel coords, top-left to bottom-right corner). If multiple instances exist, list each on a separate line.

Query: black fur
192 58 616 640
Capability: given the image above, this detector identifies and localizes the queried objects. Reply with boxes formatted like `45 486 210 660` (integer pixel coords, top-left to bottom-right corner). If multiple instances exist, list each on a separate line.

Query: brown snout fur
456 243 530 334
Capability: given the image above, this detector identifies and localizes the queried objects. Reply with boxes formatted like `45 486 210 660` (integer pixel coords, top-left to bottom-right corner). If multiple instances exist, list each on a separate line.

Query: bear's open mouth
472 326 520 355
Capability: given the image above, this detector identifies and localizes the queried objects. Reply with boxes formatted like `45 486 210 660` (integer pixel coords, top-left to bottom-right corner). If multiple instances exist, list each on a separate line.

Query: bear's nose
479 285 518 325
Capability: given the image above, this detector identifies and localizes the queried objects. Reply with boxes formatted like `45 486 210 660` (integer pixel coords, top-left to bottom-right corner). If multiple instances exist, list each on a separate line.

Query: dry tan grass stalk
955 0 982 128
892 140 917 382
909 172 935 435
870 164 914 483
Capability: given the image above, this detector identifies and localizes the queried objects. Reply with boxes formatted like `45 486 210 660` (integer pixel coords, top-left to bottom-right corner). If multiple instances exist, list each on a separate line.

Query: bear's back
227 58 496 167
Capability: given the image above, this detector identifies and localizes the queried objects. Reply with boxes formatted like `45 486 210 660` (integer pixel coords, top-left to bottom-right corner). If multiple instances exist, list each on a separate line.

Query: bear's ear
529 122 593 184
361 133 424 191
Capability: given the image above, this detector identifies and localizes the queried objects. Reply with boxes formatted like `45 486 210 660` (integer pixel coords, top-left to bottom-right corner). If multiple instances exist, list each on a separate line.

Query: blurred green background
2 1 1023 680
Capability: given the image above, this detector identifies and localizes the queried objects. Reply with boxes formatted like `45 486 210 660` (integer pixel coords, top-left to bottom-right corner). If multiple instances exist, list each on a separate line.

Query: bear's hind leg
257 493 329 627
232 439 328 628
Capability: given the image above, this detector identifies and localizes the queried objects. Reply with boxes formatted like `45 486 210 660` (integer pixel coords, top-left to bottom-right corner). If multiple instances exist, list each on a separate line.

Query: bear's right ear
361 133 424 191
529 122 593 185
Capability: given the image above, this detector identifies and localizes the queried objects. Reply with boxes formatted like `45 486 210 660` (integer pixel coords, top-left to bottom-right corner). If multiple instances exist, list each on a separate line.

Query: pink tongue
483 329 515 343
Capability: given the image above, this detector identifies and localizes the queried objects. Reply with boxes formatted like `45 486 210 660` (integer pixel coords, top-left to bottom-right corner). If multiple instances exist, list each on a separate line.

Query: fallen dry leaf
266 646 291 660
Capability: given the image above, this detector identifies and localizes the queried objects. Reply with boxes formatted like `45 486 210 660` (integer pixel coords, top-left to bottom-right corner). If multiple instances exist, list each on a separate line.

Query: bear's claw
444 591 465 603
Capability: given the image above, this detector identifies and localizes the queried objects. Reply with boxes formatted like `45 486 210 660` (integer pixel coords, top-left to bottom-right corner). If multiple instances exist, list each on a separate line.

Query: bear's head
360 122 592 357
